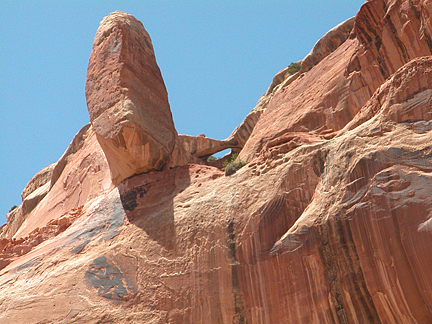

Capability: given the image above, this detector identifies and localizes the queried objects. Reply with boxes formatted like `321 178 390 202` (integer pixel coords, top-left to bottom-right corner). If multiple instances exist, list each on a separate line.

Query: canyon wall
1 1 432 323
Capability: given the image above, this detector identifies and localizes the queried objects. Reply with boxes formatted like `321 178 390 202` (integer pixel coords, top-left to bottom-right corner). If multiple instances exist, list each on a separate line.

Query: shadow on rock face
85 255 137 303
117 165 191 251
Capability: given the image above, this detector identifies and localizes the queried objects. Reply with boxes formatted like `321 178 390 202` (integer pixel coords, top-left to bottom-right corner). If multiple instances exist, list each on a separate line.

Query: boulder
85 11 178 185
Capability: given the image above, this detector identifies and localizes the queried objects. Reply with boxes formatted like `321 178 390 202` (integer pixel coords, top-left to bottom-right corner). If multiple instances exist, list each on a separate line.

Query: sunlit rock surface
85 11 179 185
2 1 432 323
85 11 241 184
240 0 432 162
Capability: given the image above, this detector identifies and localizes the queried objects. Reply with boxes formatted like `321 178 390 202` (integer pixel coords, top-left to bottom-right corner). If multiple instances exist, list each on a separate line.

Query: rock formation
85 11 179 185
85 11 241 184
300 17 355 73
177 134 240 159
240 0 432 162
2 1 432 323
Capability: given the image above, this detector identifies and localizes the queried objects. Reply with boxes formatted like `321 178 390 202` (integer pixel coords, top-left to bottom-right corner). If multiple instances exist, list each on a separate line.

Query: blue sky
0 1 365 225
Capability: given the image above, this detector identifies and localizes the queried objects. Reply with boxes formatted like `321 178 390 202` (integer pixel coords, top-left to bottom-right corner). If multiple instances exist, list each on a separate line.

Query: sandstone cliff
1 1 432 323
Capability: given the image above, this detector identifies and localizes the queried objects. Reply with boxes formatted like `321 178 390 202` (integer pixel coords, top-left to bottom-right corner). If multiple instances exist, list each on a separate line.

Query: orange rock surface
85 12 179 185
2 1 432 323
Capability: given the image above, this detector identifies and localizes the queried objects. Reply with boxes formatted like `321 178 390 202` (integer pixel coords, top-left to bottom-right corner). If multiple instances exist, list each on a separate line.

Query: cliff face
1 1 432 323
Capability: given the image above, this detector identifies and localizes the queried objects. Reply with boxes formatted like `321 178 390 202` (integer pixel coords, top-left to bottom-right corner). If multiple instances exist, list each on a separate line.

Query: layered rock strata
9 126 113 240
300 17 355 73
2 1 432 323
227 16 356 152
21 162 56 201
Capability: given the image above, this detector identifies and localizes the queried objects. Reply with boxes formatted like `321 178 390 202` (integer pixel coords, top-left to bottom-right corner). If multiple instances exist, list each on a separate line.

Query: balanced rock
86 11 177 185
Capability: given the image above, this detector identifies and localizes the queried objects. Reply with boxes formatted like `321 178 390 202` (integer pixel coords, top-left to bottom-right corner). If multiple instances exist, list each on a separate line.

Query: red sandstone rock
21 162 55 201
85 11 179 185
300 17 355 73
12 126 112 240
341 56 432 133
0 207 82 272
240 0 432 162
85 12 238 184
2 1 432 323
177 134 240 159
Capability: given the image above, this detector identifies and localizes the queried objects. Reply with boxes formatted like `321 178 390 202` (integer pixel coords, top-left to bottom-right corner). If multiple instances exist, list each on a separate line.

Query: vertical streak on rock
356 2 381 45
317 216 382 323
335 218 380 323
227 220 246 324
317 223 349 324
409 0 432 54
384 15 410 64
226 181 246 324
388 208 432 320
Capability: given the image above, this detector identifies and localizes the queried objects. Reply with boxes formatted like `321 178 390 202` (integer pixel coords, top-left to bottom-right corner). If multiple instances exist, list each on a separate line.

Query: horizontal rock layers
2 1 432 323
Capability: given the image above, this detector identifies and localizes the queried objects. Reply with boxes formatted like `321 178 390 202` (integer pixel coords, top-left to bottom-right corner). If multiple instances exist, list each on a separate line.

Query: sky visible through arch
0 0 365 226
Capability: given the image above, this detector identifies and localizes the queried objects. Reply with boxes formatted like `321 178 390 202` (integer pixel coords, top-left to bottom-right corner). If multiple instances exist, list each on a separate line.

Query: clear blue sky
0 1 365 225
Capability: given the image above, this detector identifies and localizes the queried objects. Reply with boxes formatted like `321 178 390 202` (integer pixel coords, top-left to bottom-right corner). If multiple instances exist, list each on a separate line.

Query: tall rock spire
85 11 177 185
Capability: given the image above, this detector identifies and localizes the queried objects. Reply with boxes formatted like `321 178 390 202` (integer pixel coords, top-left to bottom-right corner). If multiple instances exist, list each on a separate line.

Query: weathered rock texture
2 1 432 323
300 17 355 73
85 11 241 184
21 162 56 201
85 11 179 185
240 0 432 162
1 125 113 241
177 134 239 159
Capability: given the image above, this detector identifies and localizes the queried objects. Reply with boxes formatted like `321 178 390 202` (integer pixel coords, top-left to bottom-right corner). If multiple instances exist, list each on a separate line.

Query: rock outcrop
300 17 355 73
225 14 355 153
85 11 242 184
240 0 432 162
85 11 179 185
10 126 113 240
177 134 240 159
21 162 56 201
2 1 432 323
